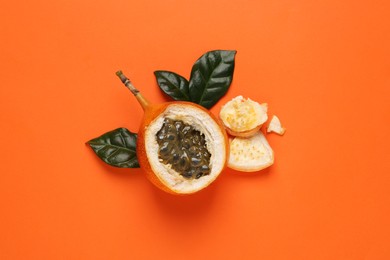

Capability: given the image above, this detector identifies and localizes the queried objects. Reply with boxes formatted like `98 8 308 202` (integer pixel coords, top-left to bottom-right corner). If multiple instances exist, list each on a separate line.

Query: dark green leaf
87 128 140 168
154 70 190 101
189 50 236 109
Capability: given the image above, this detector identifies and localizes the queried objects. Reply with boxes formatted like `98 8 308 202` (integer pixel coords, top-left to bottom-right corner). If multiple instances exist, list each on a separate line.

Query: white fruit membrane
267 115 286 135
144 104 226 194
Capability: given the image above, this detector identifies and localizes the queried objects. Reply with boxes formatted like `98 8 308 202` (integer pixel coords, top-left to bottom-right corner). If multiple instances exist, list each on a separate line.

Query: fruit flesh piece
220 96 268 136
267 115 286 135
228 132 274 172
156 118 211 179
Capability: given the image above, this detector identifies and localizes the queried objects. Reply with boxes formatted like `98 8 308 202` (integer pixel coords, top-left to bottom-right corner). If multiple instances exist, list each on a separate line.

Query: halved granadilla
117 71 229 194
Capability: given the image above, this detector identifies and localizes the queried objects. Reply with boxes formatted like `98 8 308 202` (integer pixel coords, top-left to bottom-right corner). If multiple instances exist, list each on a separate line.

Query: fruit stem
116 70 150 111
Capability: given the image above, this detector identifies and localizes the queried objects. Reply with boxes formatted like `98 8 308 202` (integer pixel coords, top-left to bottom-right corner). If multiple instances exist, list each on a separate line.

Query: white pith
144 104 226 194
267 115 286 135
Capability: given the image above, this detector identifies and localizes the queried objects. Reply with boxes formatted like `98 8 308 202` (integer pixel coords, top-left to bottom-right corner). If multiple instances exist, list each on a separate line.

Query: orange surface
0 0 389 259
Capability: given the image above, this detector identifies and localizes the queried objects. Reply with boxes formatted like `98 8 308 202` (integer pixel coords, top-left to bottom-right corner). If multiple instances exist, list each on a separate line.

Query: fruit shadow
90 153 218 219
148 167 273 221
225 166 273 180
149 178 221 220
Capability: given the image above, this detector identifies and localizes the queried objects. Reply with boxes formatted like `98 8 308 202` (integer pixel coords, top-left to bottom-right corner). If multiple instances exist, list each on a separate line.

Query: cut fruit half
219 96 268 137
138 102 229 194
267 115 286 135
116 71 229 195
228 132 274 172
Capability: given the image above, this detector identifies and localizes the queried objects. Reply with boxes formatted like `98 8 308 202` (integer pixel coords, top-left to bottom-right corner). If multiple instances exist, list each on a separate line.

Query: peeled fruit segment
228 132 274 172
267 115 286 135
219 96 268 137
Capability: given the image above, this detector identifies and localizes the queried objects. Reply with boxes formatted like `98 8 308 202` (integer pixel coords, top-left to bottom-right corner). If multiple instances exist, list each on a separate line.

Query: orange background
1 0 389 259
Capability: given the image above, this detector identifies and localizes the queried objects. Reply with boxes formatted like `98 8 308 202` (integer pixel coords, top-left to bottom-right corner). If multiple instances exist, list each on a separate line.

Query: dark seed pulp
156 118 211 179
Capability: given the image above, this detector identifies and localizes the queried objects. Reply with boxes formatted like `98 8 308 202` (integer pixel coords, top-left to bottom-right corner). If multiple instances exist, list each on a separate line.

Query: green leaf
189 50 236 109
87 128 140 168
154 70 190 101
